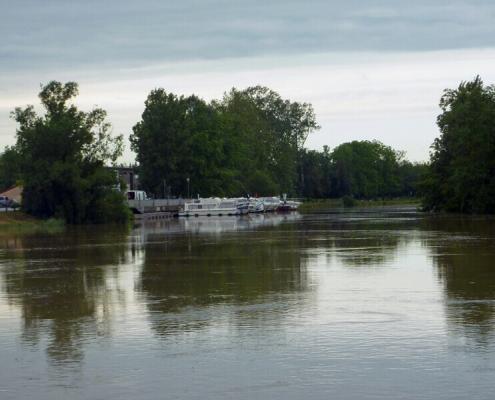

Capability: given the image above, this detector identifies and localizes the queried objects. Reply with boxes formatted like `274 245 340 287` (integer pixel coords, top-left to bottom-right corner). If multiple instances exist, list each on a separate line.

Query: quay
127 197 184 215
133 211 177 221
125 191 301 218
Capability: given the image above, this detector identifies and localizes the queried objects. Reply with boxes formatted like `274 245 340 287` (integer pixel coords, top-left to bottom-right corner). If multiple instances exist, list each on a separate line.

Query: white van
126 190 148 201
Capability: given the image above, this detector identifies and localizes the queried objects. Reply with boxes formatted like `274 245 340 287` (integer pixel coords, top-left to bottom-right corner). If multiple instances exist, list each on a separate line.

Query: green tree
329 140 403 199
398 161 427 197
130 90 230 197
422 77 495 213
131 86 319 198
0 146 22 191
299 147 332 198
217 86 319 195
12 81 128 223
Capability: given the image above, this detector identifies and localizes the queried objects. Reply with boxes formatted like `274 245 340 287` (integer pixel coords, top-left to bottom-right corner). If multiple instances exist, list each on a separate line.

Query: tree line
129 87 425 199
130 86 319 198
299 142 426 199
128 76 495 210
2 76 493 224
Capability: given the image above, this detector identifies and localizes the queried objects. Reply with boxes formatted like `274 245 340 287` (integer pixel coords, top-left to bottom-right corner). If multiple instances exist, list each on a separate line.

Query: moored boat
277 198 301 212
261 196 280 212
179 198 241 217
235 198 250 214
248 198 264 213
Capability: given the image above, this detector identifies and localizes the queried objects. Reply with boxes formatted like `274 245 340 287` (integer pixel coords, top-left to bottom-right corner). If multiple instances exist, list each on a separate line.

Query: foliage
330 140 403 198
299 141 425 199
11 81 128 224
219 86 319 195
422 77 495 213
130 84 422 200
299 146 332 198
0 146 22 191
130 86 319 197
130 90 229 197
341 195 356 207
398 160 428 198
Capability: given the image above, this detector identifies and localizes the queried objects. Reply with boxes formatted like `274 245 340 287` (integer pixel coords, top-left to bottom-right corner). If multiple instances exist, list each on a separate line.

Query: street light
186 177 190 199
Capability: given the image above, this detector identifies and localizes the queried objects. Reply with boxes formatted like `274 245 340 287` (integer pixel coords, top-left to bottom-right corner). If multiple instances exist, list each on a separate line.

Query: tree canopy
0 146 22 192
10 81 129 223
130 86 319 198
299 141 425 199
422 77 495 213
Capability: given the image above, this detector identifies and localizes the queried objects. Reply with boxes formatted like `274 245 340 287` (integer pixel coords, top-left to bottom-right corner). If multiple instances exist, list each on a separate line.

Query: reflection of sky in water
0 209 495 399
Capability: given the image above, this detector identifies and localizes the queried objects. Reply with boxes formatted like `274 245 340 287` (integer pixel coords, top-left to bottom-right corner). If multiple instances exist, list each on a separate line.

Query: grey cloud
1 0 495 73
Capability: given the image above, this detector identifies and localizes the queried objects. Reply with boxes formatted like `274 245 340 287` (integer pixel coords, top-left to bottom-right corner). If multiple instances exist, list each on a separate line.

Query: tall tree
217 86 319 195
12 81 128 223
422 77 495 213
130 90 230 197
329 140 403 199
131 86 319 197
299 147 332 198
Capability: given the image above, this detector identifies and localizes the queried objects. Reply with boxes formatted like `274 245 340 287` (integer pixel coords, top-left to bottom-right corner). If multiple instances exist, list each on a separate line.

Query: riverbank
299 197 420 212
0 212 64 234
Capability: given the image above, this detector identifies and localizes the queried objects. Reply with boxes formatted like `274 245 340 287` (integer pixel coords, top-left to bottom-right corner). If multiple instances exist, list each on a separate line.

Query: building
0 185 23 204
111 166 139 191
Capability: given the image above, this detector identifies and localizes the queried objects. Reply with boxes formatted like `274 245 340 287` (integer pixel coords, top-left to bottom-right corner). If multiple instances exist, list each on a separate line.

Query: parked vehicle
0 196 13 208
126 190 148 200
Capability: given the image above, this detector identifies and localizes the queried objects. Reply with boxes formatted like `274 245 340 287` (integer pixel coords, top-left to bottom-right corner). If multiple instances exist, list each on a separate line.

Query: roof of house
0 185 23 201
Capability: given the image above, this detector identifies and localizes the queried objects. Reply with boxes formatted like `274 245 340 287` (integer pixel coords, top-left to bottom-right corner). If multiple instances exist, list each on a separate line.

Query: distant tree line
130 86 319 197
130 87 425 199
299 142 427 199
5 76 492 222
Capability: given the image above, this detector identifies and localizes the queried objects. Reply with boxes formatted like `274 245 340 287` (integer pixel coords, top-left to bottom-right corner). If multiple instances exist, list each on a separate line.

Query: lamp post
186 177 190 199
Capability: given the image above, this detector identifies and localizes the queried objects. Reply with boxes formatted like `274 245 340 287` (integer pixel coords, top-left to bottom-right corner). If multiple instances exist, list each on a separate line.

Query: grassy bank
299 197 421 213
0 211 65 234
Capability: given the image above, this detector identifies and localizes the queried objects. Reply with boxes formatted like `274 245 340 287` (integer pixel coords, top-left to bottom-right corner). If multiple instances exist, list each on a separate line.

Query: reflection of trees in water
421 216 495 342
0 227 130 365
6 210 493 364
139 225 310 337
301 217 418 267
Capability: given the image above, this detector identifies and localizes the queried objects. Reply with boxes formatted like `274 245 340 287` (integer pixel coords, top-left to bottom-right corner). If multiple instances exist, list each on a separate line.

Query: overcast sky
2 0 495 162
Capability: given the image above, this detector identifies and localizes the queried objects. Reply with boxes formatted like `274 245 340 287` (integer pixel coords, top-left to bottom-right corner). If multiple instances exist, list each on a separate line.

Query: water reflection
0 215 310 366
301 210 419 267
422 216 495 343
1 209 495 399
138 217 310 337
0 227 131 365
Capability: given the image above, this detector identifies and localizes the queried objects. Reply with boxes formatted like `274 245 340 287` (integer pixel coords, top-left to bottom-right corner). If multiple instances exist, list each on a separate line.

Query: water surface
1 207 494 399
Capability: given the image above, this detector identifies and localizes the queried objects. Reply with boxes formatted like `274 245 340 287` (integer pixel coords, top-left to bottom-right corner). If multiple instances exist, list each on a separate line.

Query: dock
127 198 184 216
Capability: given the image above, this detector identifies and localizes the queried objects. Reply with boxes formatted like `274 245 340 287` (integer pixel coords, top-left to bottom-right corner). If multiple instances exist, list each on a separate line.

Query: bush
342 195 356 207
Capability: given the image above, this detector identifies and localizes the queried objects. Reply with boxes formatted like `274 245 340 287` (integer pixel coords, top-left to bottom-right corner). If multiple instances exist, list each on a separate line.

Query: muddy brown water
0 207 494 399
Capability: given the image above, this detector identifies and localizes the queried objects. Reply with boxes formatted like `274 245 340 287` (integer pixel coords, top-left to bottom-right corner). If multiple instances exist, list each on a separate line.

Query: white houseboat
179 198 243 217
248 198 265 213
261 196 281 212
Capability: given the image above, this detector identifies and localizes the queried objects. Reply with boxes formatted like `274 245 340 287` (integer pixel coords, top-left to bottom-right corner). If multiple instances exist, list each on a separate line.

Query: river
0 207 494 399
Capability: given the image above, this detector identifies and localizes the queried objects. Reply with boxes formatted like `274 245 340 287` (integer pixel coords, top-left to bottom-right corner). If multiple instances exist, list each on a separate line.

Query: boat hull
179 207 241 217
